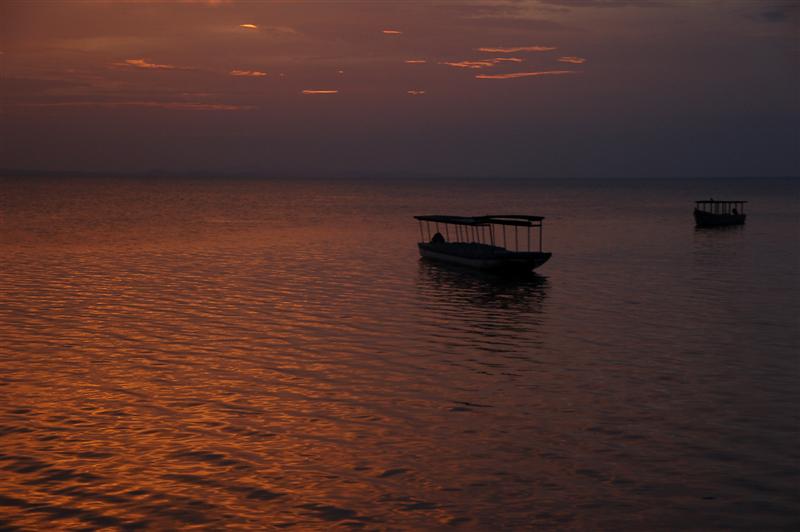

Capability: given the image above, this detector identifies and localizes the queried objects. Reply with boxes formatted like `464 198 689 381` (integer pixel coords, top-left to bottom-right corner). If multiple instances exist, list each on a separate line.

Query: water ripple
1 177 798 529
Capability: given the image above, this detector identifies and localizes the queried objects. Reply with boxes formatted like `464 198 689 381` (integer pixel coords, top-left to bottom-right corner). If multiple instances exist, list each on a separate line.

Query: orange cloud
440 60 495 69
476 70 578 79
115 58 179 70
558 56 587 64
301 89 338 95
240 23 258 29
493 57 524 63
407 90 426 96
230 69 267 77
477 46 556 53
382 29 403 35
404 59 427 64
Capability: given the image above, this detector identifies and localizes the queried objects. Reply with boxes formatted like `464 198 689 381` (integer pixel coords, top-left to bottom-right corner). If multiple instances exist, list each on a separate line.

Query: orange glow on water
240 23 258 29
382 29 403 35
301 89 339 95
558 56 587 64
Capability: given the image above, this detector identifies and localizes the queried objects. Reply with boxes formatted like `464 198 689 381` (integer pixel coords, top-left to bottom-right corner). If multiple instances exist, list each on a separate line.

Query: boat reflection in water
414 215 552 272
415 259 549 348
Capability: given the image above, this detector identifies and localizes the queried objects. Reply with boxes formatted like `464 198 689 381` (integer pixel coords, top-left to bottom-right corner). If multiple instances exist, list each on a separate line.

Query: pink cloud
476 70 578 80
477 46 556 53
16 101 252 111
114 58 193 71
440 60 495 69
230 69 267 77
558 56 587 64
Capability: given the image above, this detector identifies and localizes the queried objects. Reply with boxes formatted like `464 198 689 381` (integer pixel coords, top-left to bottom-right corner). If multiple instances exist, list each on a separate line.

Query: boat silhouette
694 199 747 227
414 214 551 272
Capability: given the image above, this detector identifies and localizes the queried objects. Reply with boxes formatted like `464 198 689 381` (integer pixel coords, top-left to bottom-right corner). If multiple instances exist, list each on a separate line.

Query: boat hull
694 210 746 227
418 243 551 271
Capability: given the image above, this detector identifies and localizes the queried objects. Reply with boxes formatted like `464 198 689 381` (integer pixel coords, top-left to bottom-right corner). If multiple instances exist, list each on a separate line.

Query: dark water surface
1 178 798 530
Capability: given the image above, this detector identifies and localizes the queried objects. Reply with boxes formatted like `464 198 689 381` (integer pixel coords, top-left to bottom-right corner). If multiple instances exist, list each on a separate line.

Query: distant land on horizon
2 169 799 181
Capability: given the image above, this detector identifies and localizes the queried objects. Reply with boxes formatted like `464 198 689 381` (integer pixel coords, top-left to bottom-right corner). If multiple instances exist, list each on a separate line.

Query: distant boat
694 199 747 227
414 214 551 271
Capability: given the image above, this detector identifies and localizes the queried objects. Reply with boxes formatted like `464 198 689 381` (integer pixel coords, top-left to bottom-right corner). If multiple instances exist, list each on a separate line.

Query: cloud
558 56 587 64
407 90 426 96
537 0 668 7
382 29 403 35
236 23 297 34
229 69 267 77
440 60 496 69
749 4 800 23
440 57 525 69
114 58 190 70
476 46 557 53
16 101 252 111
301 89 338 95
476 70 578 79
404 59 427 64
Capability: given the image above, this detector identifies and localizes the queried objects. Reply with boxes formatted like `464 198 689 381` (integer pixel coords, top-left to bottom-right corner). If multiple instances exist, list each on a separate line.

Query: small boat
694 199 747 227
414 214 551 271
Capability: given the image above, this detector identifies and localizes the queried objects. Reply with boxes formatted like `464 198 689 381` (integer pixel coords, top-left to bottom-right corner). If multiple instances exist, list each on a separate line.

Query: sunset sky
1 0 798 178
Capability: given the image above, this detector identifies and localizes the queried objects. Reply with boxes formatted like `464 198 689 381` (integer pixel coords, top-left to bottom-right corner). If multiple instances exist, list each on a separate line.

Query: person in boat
430 232 445 244
732 207 738 215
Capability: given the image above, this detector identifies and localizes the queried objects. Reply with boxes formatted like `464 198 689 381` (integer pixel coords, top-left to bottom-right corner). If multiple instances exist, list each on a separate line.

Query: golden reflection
382 29 403 35
239 23 258 29
404 59 427 64
301 89 339 95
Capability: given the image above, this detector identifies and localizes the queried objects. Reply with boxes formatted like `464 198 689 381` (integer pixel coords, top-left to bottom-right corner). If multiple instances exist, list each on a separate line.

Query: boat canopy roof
414 214 544 227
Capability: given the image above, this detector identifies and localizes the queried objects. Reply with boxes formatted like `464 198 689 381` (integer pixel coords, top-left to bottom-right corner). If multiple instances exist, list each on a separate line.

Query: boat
414 214 551 271
694 199 747 227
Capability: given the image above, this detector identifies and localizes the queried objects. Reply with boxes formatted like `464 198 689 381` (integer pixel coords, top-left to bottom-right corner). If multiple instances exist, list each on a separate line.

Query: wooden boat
414 215 551 271
694 199 747 227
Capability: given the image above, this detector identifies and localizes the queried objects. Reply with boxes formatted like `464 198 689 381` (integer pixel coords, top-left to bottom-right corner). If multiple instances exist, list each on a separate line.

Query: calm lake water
1 177 798 530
